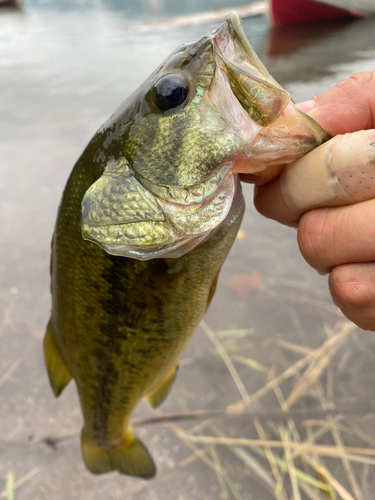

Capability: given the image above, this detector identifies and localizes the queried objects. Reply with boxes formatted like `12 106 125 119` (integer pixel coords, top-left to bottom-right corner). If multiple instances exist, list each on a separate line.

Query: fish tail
43 320 72 397
81 428 156 478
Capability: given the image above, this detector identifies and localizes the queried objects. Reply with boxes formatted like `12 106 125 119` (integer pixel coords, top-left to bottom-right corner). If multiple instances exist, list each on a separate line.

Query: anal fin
81 428 156 478
145 365 178 409
43 320 72 397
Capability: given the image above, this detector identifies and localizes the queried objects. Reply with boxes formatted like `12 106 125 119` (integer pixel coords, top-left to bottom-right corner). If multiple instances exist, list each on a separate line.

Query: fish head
81 11 328 260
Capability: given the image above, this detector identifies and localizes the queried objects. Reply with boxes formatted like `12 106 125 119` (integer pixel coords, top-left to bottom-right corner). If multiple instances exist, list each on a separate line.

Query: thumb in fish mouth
212 11 329 173
252 71 375 225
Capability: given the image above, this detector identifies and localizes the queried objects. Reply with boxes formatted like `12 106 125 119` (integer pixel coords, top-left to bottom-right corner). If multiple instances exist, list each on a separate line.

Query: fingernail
297 99 316 113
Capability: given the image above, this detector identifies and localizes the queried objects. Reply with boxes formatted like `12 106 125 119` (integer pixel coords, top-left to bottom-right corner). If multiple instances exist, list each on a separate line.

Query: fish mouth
210 11 329 171
213 11 291 127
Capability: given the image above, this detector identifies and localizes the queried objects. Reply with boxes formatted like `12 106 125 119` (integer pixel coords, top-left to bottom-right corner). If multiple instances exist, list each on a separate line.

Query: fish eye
154 74 189 111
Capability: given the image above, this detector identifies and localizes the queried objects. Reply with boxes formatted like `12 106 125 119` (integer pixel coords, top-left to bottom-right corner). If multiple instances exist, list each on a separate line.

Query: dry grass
0 468 40 500
0 359 22 389
161 319 374 500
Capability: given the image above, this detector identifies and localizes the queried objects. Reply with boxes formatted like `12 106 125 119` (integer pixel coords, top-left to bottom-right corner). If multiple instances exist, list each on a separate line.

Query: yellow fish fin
81 429 156 478
145 364 178 409
206 270 220 312
43 320 72 397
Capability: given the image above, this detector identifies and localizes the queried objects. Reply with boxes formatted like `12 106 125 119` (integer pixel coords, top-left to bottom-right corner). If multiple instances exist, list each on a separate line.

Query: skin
250 71 375 331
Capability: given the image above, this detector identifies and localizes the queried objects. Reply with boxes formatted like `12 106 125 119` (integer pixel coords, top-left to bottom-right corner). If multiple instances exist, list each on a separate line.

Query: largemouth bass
44 12 327 478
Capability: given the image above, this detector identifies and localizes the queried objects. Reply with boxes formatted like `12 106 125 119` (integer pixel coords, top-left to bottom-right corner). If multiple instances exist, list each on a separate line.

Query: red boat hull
270 0 357 26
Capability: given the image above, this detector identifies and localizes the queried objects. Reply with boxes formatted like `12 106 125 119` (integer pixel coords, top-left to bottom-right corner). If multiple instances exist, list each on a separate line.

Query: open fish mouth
210 11 329 172
212 11 292 127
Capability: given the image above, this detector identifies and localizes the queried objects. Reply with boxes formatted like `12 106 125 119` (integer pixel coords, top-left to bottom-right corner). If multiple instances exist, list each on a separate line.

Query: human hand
252 71 375 330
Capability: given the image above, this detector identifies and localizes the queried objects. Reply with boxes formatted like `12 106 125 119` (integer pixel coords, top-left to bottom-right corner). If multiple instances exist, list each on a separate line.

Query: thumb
298 71 375 135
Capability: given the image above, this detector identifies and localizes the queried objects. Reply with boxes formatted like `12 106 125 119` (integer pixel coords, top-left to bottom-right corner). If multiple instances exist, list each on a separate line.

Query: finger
239 164 285 186
282 130 375 216
297 200 375 274
254 177 299 227
254 129 375 225
300 71 375 135
329 263 375 331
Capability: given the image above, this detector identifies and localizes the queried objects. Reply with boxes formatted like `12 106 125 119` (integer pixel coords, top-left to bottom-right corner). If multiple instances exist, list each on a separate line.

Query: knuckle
329 265 373 309
356 318 375 331
338 72 374 95
340 307 375 331
349 71 375 87
339 72 375 128
297 209 331 265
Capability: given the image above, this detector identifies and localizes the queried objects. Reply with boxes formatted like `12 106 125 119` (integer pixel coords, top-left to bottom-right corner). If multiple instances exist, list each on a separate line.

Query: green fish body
44 12 328 478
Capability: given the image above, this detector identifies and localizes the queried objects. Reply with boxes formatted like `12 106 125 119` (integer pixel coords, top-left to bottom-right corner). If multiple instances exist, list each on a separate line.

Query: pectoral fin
145 365 178 409
43 320 72 397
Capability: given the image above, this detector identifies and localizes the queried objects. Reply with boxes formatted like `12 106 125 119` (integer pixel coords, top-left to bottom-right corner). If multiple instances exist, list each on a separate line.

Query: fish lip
211 12 292 128
212 11 273 83
213 11 253 63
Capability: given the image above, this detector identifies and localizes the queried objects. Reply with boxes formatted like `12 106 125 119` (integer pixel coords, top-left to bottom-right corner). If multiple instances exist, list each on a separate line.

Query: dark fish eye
154 74 189 111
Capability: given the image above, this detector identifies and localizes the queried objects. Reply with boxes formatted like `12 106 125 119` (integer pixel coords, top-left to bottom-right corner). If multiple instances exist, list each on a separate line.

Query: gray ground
1 2 375 499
